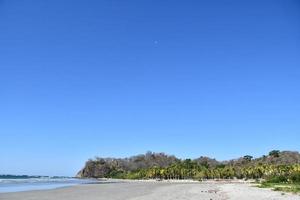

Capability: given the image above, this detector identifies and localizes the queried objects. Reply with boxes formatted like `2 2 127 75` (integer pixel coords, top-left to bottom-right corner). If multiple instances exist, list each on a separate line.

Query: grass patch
273 185 300 194
258 182 300 194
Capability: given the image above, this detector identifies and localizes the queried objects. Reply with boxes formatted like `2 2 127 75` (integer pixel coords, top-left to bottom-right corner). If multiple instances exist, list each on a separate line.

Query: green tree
243 155 253 162
269 150 280 158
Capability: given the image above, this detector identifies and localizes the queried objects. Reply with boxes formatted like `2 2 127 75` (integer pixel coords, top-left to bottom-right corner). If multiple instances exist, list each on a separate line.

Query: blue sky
0 0 300 176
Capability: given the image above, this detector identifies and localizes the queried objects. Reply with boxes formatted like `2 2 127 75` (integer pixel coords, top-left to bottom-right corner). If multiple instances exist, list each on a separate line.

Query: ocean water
0 176 97 193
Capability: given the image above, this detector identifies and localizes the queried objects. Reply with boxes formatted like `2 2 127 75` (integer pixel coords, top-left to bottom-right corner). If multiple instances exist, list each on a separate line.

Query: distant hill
77 152 178 178
0 175 44 179
223 151 300 167
0 175 72 179
77 150 300 178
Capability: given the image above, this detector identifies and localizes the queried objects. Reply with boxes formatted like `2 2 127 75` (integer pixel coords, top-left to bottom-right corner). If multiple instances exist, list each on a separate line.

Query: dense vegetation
77 151 300 185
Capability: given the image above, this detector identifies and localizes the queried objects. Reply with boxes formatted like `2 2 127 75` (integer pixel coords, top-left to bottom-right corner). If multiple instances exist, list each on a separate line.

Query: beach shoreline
0 180 299 200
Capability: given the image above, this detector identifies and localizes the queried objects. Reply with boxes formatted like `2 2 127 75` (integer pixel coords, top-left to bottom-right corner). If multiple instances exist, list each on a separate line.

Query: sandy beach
0 181 299 200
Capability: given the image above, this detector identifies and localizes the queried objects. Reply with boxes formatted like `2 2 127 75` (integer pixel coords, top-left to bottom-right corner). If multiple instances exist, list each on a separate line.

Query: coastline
0 177 99 193
1 180 299 200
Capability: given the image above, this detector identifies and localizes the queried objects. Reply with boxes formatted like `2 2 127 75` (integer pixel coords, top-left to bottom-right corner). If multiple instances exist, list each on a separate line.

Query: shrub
266 175 288 183
289 172 300 183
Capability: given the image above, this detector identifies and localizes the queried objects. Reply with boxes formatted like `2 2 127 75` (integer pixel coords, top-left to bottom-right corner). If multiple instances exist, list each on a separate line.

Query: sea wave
0 177 87 185
0 177 98 193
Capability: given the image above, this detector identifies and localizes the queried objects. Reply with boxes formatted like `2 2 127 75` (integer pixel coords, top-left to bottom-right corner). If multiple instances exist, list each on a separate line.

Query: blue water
0 177 97 193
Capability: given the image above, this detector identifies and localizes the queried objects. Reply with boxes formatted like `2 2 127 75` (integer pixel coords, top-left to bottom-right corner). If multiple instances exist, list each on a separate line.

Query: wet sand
0 181 299 200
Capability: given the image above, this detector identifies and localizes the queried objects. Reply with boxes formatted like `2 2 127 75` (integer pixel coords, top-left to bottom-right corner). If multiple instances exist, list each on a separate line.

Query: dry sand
0 180 300 200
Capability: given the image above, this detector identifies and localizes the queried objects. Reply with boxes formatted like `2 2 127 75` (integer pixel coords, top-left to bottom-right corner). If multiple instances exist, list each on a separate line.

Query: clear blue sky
1 0 300 176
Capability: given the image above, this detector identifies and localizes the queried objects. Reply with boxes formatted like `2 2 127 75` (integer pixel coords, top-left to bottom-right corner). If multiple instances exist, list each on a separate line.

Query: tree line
77 150 300 184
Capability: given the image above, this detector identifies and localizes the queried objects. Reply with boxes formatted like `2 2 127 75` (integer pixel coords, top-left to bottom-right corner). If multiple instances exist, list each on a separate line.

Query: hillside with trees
77 150 300 185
